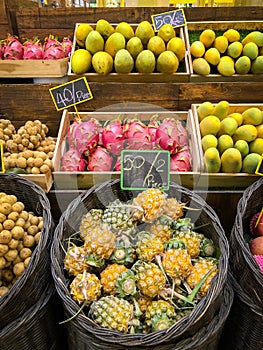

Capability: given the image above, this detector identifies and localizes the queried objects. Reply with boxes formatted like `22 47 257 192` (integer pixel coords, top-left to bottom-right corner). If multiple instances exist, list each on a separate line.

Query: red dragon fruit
66 119 82 147
23 38 43 60
3 34 24 60
0 41 3 59
175 119 189 147
43 35 66 60
124 119 152 150
87 146 113 172
61 147 87 171
71 118 101 156
155 118 183 154
101 119 125 155
62 37 73 57
147 115 160 143
170 148 192 172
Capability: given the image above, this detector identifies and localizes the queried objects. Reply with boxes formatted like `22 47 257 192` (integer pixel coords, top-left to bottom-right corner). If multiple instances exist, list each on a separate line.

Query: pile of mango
190 28 263 76
197 100 263 173
71 19 186 75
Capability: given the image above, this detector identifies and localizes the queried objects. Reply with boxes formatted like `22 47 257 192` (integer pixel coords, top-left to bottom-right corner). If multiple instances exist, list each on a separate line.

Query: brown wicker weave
51 179 229 349
220 273 263 350
0 283 60 350
230 177 263 305
0 173 54 328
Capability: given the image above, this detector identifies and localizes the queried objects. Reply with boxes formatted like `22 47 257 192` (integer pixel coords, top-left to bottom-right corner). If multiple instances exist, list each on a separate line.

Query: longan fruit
8 211 19 222
16 157 27 169
0 256 7 269
12 202 25 213
23 234 35 247
20 247 32 260
27 225 39 236
19 210 29 221
31 167 40 174
13 262 25 276
34 232 41 245
26 157 35 167
24 257 31 268
11 226 25 240
3 219 15 231
13 255 22 265
30 216 39 226
0 213 6 223
2 269 14 282
16 241 24 252
8 238 19 249
0 286 9 297
0 203 12 215
15 217 26 227
40 164 50 174
4 249 18 262
0 244 9 257
0 230 12 244
34 157 44 168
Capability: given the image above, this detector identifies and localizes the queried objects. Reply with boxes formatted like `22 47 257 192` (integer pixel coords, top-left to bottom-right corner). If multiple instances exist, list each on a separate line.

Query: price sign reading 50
152 9 186 32
121 150 170 191
49 77 93 111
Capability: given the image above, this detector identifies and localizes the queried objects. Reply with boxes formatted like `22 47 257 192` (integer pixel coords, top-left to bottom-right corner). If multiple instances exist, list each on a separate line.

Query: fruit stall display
186 21 263 82
52 109 200 189
0 34 72 78
68 19 190 82
51 180 229 349
191 100 263 188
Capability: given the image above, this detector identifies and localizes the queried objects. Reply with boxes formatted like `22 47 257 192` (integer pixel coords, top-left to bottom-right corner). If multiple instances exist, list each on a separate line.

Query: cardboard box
53 109 201 189
192 103 263 188
68 23 190 83
185 21 263 82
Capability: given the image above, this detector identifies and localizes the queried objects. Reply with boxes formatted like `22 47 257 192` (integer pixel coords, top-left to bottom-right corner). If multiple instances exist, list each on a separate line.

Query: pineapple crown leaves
164 238 187 251
116 270 137 298
200 237 216 257
109 245 136 266
84 253 105 269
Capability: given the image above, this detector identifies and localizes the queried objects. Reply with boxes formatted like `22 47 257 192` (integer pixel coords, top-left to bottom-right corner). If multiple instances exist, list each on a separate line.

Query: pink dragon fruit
101 119 125 155
124 119 152 150
175 119 189 147
3 34 24 60
23 38 43 60
147 115 160 143
0 41 3 59
155 118 182 154
61 147 87 171
43 35 66 60
66 119 82 147
62 37 73 57
170 148 192 172
87 146 113 172
71 118 101 156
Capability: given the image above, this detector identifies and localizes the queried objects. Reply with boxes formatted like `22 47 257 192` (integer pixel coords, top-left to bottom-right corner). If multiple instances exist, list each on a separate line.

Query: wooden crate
53 109 201 189
192 103 263 189
0 58 69 78
185 21 263 82
68 23 190 83
17 171 53 192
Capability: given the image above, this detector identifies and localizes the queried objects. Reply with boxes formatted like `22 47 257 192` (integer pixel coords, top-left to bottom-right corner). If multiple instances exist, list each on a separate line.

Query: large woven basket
0 173 54 328
220 273 263 350
51 179 229 349
0 283 60 350
229 177 263 305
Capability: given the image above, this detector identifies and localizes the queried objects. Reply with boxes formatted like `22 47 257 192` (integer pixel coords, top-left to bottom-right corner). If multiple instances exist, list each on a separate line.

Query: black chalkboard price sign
151 9 186 32
49 77 93 111
120 150 170 191
0 142 4 174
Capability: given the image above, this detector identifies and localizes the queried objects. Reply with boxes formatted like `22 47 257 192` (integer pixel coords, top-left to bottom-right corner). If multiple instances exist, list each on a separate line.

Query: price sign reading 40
151 8 186 32
49 77 93 111
120 150 170 191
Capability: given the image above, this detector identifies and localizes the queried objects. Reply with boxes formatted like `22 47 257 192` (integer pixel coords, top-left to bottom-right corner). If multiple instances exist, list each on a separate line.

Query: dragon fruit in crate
3 34 24 60
71 118 101 156
155 118 187 154
23 38 43 60
61 147 87 171
170 147 192 172
101 119 125 155
87 146 113 172
43 35 66 60
62 37 73 57
147 114 160 143
0 41 3 59
124 119 152 150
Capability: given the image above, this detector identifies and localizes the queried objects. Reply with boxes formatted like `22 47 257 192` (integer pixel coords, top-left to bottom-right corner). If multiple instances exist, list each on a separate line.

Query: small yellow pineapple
64 244 89 276
136 232 164 261
79 209 103 240
163 197 185 219
148 216 173 243
131 188 167 223
186 257 218 298
84 224 116 260
173 231 201 258
70 271 101 304
100 263 128 295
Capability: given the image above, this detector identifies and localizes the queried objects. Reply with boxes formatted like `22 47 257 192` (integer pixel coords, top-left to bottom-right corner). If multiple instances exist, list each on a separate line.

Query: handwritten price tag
49 77 93 111
151 9 186 32
120 150 170 191
0 142 4 174
255 154 263 175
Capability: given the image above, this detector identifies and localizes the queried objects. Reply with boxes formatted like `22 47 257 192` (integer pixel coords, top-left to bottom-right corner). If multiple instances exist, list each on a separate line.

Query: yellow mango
233 124 258 142
204 147 221 173
199 115 221 137
217 56 235 76
212 100 229 120
242 107 263 126
192 58 210 75
242 153 262 174
242 31 263 47
221 148 242 173
197 101 215 121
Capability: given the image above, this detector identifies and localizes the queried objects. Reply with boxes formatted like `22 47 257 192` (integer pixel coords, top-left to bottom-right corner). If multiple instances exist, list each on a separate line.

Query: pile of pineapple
64 188 218 334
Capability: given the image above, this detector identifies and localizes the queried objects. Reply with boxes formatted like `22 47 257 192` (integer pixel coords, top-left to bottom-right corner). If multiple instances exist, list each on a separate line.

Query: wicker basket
0 173 54 328
220 274 263 350
51 179 229 349
0 283 61 350
229 177 263 305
